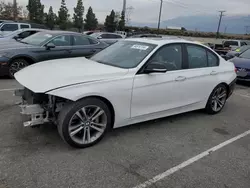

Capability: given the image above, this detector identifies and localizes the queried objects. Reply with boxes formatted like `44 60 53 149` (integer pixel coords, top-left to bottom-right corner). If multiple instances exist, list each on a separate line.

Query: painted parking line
133 129 250 188
0 88 20 92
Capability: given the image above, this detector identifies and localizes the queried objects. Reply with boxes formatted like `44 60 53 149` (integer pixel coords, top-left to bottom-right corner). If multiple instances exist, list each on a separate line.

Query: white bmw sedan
14 38 237 148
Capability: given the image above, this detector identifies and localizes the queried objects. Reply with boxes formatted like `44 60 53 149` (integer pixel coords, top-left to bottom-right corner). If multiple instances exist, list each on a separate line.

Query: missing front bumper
20 104 49 127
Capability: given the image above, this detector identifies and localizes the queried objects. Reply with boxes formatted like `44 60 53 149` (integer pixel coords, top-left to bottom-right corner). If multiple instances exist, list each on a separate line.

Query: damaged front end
15 88 66 127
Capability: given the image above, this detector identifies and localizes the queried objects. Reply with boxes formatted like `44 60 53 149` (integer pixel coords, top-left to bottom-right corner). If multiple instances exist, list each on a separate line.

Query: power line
216 11 226 38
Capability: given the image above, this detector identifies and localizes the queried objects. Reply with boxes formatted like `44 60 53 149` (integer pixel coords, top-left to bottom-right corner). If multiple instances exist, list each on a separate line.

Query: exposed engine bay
15 88 68 127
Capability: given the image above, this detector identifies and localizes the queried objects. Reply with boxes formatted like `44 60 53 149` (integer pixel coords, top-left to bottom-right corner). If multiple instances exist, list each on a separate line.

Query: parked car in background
213 40 248 56
0 22 31 35
83 30 101 35
0 31 108 78
90 32 125 45
224 45 250 60
229 49 250 82
115 31 127 37
0 28 46 42
0 22 47 36
14 38 236 148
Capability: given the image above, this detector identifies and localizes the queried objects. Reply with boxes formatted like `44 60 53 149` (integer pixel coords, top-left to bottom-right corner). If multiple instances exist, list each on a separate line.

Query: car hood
0 41 34 51
14 57 129 93
230 57 250 69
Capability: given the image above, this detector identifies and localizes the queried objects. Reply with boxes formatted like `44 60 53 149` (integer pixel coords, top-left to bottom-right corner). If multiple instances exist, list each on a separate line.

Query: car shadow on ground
236 81 250 87
28 110 205 150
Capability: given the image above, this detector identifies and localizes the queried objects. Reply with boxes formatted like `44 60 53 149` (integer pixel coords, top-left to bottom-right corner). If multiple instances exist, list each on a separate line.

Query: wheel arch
10 55 36 65
218 82 230 97
77 95 116 128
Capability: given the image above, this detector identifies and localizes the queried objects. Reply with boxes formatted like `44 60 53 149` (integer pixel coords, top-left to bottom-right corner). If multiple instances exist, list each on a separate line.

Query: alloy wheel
68 105 108 145
9 61 27 76
211 87 227 112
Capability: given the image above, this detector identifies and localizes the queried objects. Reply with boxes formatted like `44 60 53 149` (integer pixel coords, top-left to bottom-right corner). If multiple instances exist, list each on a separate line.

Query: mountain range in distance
130 14 250 34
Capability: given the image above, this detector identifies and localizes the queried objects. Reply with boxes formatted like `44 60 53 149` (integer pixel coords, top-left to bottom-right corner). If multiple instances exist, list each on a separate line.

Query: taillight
234 67 237 73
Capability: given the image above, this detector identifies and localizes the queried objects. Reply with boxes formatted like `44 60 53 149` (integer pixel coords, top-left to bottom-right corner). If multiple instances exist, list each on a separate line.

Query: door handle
91 49 97 53
175 76 186 81
210 71 218 75
66 49 72 54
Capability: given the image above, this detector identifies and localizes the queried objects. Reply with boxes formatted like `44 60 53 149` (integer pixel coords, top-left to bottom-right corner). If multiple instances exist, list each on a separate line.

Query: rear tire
58 98 112 148
205 84 228 114
9 58 29 78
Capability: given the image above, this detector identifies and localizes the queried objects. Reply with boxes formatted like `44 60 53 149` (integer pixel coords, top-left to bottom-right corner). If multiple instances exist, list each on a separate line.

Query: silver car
90 32 125 45
0 28 46 43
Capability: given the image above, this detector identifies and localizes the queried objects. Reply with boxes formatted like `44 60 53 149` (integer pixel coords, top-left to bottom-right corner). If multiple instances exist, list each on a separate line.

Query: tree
118 11 125 31
73 0 84 32
84 7 98 31
27 0 44 24
45 6 56 30
104 10 117 32
0 1 23 20
58 0 69 30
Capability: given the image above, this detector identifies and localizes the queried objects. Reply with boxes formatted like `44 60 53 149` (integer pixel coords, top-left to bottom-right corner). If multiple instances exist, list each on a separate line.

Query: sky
6 0 250 24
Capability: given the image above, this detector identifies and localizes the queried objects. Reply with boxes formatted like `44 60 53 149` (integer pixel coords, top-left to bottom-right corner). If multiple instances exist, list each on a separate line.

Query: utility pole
123 0 126 13
13 0 17 21
157 0 163 34
216 11 226 38
245 26 250 34
224 26 227 34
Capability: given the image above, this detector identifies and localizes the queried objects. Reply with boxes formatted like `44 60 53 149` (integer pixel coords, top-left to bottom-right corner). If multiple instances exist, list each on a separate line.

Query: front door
36 35 73 62
131 44 186 117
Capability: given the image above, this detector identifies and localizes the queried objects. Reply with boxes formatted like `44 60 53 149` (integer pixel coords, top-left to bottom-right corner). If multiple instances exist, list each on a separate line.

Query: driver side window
148 44 182 71
50 35 71 46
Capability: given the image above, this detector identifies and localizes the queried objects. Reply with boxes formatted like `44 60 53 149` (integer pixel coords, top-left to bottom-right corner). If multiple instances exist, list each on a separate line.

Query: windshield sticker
45 34 52 38
131 45 149 50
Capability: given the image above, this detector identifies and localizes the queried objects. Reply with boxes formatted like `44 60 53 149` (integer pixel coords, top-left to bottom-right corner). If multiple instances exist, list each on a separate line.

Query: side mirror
13 36 21 40
45 43 55 50
235 53 240 57
1 28 4 31
144 62 167 74
97 36 102 39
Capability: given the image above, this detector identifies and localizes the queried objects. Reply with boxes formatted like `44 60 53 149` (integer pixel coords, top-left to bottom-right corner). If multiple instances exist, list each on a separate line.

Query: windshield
239 49 250 59
91 40 157 68
21 32 54 46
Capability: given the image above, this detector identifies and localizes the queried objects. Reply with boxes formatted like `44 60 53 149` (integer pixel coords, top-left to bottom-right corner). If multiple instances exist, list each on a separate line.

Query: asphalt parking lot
0 79 250 188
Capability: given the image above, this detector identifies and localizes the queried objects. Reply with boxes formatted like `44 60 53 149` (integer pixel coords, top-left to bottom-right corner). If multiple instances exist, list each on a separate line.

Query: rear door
175 43 220 106
71 35 101 58
36 35 73 62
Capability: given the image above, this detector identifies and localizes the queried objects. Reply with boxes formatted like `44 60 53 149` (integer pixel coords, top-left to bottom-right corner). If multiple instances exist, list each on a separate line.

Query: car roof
38 30 79 35
95 32 122 35
124 37 193 46
20 28 47 32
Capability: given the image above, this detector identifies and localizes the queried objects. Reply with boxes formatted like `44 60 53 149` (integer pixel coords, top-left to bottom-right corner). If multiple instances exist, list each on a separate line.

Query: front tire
9 59 29 78
58 98 112 148
205 84 228 114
